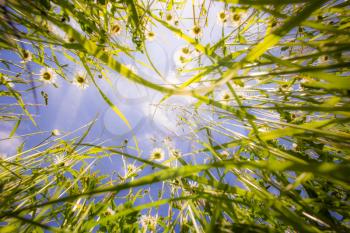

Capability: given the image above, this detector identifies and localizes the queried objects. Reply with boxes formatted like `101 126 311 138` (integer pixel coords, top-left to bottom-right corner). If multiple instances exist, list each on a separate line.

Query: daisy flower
170 149 181 158
53 155 73 167
53 154 65 165
220 90 232 101
221 150 230 158
174 47 192 67
140 215 157 229
164 12 175 24
229 10 247 27
217 10 228 25
74 71 89 89
110 22 122 35
175 54 190 67
145 30 156 41
127 164 139 175
180 46 191 57
21 50 32 63
188 181 198 189
51 129 61 136
1 76 14 87
40 67 56 84
150 148 165 161
126 64 138 75
190 25 203 38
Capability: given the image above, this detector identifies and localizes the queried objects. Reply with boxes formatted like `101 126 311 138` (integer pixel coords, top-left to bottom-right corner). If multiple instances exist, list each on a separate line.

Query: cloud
0 129 22 157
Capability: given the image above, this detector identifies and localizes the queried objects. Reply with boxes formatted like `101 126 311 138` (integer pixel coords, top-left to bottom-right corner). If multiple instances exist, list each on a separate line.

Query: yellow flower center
192 26 201 35
148 31 154 37
43 72 51 80
223 93 230 100
181 47 189 54
112 24 121 34
219 12 226 19
23 51 29 59
232 13 241 22
76 76 85 83
153 152 161 159
166 14 173 21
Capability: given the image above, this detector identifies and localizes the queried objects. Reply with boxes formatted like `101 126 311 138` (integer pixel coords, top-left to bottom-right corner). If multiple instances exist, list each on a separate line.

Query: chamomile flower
221 150 230 158
110 22 122 35
1 76 14 87
53 155 73 167
140 215 157 229
292 143 298 150
190 25 203 38
217 10 228 25
51 129 60 136
74 71 89 89
174 47 192 67
64 34 76 43
175 54 190 67
40 67 56 84
53 154 65 165
106 207 115 215
164 12 175 24
170 149 181 158
229 10 247 27
150 148 165 161
317 55 329 64
21 50 32 63
126 64 138 74
145 30 156 41
188 181 198 189
220 90 232 101
180 46 191 57
127 164 139 175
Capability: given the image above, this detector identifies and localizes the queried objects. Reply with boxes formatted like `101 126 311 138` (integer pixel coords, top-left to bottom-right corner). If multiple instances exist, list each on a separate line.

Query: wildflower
64 33 76 43
170 149 181 158
53 154 73 167
180 46 191 57
221 150 230 158
21 50 32 63
53 154 65 165
220 90 231 101
164 12 175 24
40 67 56 84
51 129 61 136
229 10 246 26
111 22 122 35
126 64 138 75
217 10 228 25
145 30 156 41
175 54 189 67
318 55 329 64
140 215 157 229
190 25 203 38
106 207 115 215
74 71 89 89
188 181 198 189
150 148 165 161
1 76 14 87
127 164 139 175
164 136 171 144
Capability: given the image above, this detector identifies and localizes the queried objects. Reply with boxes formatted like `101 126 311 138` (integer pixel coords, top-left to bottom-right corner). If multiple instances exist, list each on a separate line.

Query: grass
0 0 350 232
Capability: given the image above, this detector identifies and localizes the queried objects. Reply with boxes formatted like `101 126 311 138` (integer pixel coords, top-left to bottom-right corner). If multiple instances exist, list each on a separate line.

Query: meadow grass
0 0 350 232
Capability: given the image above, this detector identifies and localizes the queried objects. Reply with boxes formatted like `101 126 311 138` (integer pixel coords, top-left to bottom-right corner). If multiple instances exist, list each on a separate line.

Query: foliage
0 0 350 232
